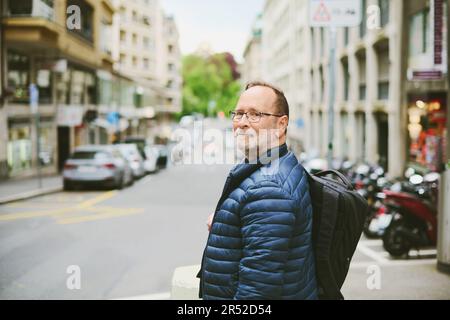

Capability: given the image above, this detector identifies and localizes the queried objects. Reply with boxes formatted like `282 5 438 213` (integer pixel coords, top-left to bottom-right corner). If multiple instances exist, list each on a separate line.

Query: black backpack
306 170 369 300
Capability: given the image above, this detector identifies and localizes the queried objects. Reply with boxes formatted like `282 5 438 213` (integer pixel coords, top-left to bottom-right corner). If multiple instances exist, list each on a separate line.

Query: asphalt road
0 162 231 299
0 152 449 299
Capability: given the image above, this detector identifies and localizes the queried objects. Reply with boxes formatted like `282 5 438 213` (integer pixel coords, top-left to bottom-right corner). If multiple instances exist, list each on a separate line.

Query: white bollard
171 265 201 300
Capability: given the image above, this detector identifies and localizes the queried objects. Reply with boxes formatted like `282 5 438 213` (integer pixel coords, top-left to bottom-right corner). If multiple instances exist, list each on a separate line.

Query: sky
162 0 264 63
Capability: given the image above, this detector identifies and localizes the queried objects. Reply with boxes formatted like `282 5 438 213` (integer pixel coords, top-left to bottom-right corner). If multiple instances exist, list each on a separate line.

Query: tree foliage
180 53 242 118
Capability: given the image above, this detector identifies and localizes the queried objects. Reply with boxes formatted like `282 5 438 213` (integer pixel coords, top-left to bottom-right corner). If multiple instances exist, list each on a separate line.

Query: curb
0 186 63 205
171 265 201 300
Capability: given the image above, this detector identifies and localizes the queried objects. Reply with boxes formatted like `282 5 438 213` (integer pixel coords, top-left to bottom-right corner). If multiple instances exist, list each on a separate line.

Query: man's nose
235 114 251 128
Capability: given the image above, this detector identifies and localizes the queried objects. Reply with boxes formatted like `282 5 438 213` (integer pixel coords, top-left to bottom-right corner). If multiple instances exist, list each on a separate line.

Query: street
1 157 449 299
0 161 231 299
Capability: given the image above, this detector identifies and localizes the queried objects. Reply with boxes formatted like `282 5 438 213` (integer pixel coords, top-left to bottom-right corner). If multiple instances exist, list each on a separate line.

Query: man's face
233 86 287 158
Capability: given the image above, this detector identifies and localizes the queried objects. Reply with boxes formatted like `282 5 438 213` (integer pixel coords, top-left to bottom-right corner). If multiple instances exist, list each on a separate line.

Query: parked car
153 144 169 169
143 146 159 173
63 145 133 190
120 137 148 160
114 143 146 179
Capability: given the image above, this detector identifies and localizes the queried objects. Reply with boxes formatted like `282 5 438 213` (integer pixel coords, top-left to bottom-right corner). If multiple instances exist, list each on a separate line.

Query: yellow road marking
56 208 145 225
0 191 118 222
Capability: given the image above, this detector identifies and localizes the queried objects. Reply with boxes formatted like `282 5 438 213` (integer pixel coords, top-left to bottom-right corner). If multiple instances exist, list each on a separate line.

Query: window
144 58 149 70
143 37 150 49
36 67 52 104
120 54 126 65
320 28 325 57
359 84 366 101
379 0 389 27
132 56 138 67
67 0 94 43
378 81 389 100
132 11 138 22
120 30 126 43
409 8 431 57
360 0 367 38
120 7 126 21
132 33 138 46
343 61 349 101
344 27 349 46
168 45 174 53
7 50 30 103
168 63 174 72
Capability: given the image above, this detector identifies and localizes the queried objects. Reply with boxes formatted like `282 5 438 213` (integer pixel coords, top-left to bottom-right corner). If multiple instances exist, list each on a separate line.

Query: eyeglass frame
230 110 286 123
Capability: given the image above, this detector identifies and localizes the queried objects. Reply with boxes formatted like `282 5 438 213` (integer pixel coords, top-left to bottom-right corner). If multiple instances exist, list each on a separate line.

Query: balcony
7 0 55 21
4 0 59 49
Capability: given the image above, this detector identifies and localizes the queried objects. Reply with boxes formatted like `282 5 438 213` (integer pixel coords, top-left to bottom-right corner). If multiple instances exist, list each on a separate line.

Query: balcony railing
7 0 55 21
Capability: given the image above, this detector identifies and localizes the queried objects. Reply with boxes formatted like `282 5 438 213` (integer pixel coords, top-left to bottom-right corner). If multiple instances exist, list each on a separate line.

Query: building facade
260 0 312 156
241 14 263 87
0 0 182 181
1 0 117 180
247 0 448 178
114 0 182 141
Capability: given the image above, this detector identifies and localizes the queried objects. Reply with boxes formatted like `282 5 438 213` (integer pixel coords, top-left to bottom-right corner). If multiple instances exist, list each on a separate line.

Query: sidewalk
0 175 63 204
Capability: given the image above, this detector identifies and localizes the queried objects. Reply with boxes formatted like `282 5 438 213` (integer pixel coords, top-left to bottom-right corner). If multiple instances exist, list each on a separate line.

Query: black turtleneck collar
244 143 289 165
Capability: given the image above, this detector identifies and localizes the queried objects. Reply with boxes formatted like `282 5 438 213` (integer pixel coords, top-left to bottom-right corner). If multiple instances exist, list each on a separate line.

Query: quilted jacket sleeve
234 181 296 300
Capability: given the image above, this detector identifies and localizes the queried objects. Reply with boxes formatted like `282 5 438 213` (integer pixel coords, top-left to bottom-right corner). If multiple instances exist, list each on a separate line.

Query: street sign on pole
29 83 39 114
29 84 42 189
309 0 362 27
308 0 362 168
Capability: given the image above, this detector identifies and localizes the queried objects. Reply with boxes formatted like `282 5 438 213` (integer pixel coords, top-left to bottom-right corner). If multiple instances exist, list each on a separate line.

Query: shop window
7 50 30 104
408 96 447 172
55 70 70 105
36 68 53 104
70 70 85 105
7 121 32 174
39 121 55 167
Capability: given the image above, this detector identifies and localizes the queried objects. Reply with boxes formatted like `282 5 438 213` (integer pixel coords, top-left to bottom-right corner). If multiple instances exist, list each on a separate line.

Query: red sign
314 2 331 22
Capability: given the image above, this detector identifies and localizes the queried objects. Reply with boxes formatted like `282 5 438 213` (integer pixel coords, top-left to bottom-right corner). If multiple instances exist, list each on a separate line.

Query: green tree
180 53 242 119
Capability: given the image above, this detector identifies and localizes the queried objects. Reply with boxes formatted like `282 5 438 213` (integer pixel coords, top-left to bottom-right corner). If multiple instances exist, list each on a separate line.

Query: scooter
381 172 440 257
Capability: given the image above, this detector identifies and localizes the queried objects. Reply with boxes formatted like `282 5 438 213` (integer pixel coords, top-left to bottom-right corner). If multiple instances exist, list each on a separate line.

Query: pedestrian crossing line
56 208 145 225
113 291 171 300
356 242 390 264
358 239 383 246
349 259 437 269
0 191 119 222
379 249 437 258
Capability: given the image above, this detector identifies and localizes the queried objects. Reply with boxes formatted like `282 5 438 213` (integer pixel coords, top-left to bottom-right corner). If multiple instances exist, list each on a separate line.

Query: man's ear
280 116 289 131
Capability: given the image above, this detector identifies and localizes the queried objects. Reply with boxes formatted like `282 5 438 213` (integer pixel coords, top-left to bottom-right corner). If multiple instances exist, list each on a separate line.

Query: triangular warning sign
314 2 331 22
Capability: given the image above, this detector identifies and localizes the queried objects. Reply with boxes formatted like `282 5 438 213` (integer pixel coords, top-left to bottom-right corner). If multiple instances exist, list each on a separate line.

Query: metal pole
35 111 42 189
437 0 450 274
327 26 337 169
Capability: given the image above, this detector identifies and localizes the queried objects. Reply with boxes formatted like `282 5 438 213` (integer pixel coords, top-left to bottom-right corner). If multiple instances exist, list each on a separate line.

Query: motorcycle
381 172 440 257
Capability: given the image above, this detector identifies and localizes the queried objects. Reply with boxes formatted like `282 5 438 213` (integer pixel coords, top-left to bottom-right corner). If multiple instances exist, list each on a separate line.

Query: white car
114 144 146 179
143 146 159 173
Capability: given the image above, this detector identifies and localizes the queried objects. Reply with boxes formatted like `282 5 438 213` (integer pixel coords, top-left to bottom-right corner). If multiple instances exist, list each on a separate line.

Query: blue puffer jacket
199 145 318 300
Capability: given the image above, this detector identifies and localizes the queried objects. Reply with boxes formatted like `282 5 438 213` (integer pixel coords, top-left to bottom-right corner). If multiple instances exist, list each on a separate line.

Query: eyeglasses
230 110 285 123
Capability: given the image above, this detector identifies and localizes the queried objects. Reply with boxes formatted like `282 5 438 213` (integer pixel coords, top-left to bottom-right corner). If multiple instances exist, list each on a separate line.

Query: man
197 81 318 300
